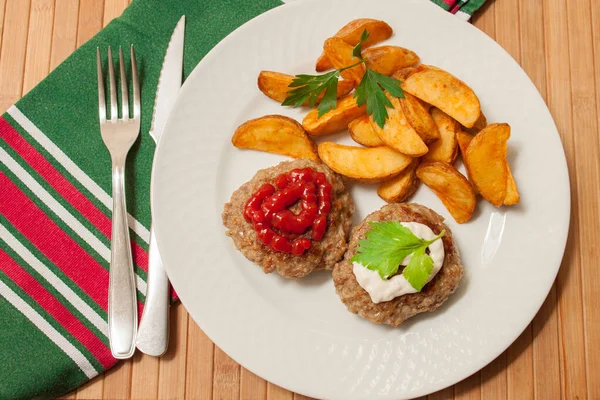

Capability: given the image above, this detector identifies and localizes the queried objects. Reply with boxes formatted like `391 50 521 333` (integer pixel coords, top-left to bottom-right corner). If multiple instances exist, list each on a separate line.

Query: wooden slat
241 368 267 399
76 0 103 46
543 0 587 399
481 354 507 400
293 394 317 400
0 0 7 55
0 0 31 112
75 378 104 400
518 1 562 399
566 1 600 400
185 316 214 400
102 0 128 27
129 351 159 400
50 0 79 70
213 346 241 399
22 0 54 93
454 373 481 400
267 383 293 400
429 386 454 400
157 305 189 399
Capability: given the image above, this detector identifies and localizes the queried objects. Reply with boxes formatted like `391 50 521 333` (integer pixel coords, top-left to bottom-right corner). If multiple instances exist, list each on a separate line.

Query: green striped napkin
0 0 485 399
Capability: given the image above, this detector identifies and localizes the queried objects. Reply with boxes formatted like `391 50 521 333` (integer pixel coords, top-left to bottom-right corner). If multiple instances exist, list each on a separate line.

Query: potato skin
257 71 354 104
302 95 366 136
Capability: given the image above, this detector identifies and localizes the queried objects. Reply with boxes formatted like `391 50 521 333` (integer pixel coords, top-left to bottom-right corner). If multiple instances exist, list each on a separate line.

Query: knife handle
136 226 170 356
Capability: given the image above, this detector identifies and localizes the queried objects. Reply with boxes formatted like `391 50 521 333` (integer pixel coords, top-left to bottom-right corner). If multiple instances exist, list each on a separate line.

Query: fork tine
119 47 129 120
96 48 106 122
107 46 118 121
131 45 140 120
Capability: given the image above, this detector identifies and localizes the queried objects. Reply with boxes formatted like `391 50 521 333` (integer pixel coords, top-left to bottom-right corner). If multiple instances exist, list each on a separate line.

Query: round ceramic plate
151 0 570 398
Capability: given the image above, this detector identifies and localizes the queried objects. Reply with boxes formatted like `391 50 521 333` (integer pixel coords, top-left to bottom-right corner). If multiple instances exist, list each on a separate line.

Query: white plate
151 1 570 398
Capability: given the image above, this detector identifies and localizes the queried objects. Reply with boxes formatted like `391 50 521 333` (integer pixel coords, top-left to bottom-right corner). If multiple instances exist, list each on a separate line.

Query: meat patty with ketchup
222 159 354 278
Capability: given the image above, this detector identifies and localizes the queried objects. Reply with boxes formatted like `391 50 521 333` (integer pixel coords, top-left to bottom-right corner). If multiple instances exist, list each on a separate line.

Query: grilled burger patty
222 159 354 278
333 203 463 326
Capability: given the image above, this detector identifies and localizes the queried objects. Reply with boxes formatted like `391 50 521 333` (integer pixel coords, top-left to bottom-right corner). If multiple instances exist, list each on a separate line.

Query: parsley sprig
351 221 445 291
282 30 405 128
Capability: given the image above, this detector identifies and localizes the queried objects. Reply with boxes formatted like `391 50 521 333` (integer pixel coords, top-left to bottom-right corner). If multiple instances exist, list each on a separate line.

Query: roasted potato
377 159 420 202
370 93 428 157
323 37 366 85
463 123 510 206
417 161 476 223
302 95 366 136
504 164 520 205
317 142 413 182
423 108 459 163
402 65 481 128
316 19 393 71
400 92 440 144
257 71 354 104
232 115 318 161
456 130 473 158
468 112 487 133
363 46 420 76
348 115 384 147
392 67 416 81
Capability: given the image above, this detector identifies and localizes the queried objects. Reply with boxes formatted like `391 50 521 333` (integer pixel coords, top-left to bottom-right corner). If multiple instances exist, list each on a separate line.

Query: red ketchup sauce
243 168 332 255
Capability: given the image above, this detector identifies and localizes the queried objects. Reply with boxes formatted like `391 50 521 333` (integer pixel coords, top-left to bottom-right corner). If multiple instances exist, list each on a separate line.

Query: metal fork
97 46 140 359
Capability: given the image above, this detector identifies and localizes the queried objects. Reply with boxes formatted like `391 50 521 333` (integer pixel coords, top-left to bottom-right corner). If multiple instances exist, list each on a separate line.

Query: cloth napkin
0 0 485 399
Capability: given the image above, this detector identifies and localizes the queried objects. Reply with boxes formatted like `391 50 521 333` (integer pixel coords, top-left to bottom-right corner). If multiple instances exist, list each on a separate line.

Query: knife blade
136 15 185 356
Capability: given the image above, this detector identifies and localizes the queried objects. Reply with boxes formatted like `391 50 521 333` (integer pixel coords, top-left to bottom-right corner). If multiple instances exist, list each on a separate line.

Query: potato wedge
316 19 393 71
392 67 416 81
317 143 413 182
456 130 473 158
232 115 318 161
400 93 440 144
323 37 366 85
504 164 520 205
423 108 459 163
417 161 476 223
470 112 487 132
363 46 420 76
348 115 384 147
302 95 366 136
402 65 481 128
464 123 510 206
377 159 420 202
370 93 428 157
257 71 354 104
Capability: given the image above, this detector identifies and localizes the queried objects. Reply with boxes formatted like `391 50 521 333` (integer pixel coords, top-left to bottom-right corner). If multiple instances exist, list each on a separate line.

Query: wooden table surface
1 0 597 399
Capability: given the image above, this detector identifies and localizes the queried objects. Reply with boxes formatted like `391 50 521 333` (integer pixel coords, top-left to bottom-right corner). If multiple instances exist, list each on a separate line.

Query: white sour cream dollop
352 222 445 304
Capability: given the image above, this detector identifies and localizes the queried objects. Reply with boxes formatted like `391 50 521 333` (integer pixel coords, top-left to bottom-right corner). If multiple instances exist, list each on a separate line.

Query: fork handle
108 160 137 359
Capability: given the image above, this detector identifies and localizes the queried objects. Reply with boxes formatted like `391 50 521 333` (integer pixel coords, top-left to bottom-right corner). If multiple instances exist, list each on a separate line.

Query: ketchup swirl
243 168 333 255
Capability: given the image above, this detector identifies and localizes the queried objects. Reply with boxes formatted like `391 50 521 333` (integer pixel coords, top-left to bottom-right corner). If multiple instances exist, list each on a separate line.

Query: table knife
136 15 185 356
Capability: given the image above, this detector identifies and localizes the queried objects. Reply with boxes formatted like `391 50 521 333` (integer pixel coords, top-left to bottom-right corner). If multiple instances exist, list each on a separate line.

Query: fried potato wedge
423 108 459 163
363 46 420 76
317 143 413 182
417 161 476 223
464 123 510 206
377 159 420 203
302 95 366 136
232 115 318 161
392 67 416 81
370 93 428 157
257 71 354 104
323 37 366 85
400 93 440 144
504 164 520 205
348 115 384 147
470 112 487 133
402 65 481 128
316 19 393 71
456 130 473 158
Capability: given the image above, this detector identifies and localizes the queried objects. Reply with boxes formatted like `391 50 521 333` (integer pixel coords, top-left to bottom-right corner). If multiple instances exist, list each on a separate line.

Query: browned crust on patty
332 203 463 326
222 159 354 278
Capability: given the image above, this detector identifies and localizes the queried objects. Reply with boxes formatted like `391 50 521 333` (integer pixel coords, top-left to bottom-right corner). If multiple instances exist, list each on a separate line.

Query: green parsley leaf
352 29 370 58
354 68 404 128
282 70 341 110
402 247 434 291
350 221 444 291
